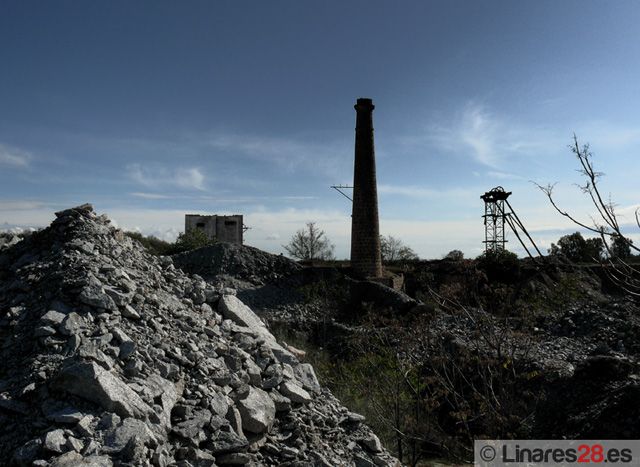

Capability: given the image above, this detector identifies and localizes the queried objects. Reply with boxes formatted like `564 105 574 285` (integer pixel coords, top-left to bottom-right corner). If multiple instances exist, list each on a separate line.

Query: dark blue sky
2 1 640 257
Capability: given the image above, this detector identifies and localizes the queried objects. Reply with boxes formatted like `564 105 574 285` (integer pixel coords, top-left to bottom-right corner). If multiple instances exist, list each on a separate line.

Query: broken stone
41 310 66 326
278 380 312 404
103 417 156 454
65 436 84 453
59 312 86 336
49 451 113 467
268 390 291 413
35 325 57 337
209 391 230 417
216 452 251 465
209 428 249 454
75 415 97 438
172 409 211 440
360 433 383 453
43 428 67 453
225 405 244 437
236 387 275 434
122 304 141 320
47 407 84 424
294 363 321 394
51 361 150 418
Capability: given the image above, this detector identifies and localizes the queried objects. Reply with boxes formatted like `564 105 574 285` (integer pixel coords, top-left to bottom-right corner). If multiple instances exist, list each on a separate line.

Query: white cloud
130 192 176 200
0 144 31 168
0 200 47 211
175 167 205 190
379 184 474 199
205 132 350 179
126 164 206 191
485 171 525 181
426 103 563 169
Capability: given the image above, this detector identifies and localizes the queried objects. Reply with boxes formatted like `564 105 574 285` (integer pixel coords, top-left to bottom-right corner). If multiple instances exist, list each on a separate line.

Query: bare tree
535 135 640 294
283 222 335 260
380 235 418 262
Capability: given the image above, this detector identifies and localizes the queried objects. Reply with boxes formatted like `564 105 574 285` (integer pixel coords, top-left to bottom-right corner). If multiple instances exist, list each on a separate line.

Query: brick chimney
350 98 383 278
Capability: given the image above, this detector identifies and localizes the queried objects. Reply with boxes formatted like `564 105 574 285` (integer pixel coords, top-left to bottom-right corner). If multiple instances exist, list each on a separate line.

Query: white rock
52 361 150 419
219 295 299 365
122 305 141 320
236 387 276 434
41 310 66 326
360 433 383 453
44 429 67 453
278 381 312 404
294 363 321 394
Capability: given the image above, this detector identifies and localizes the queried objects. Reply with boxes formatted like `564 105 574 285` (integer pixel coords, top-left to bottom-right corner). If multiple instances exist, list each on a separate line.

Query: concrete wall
185 214 244 244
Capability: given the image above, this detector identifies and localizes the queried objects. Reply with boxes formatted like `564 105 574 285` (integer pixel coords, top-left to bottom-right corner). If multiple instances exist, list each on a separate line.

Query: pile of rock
172 242 301 287
0 204 398 466
0 232 25 252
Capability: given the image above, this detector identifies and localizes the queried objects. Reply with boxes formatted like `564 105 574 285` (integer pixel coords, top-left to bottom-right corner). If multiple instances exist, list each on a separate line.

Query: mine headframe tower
481 186 543 260
481 186 511 252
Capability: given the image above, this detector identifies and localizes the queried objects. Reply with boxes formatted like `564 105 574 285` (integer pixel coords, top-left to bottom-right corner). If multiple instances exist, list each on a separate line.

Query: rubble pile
0 232 26 252
0 204 398 466
172 243 301 287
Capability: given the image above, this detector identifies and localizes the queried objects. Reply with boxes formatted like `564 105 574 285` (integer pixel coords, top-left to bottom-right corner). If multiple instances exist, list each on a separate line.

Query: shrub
124 231 173 255
170 228 216 254
444 249 464 261
476 249 520 283
125 229 215 255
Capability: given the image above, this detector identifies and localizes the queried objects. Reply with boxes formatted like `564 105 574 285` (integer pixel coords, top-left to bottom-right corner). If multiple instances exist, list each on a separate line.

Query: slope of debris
172 243 301 287
0 204 398 467
0 232 27 252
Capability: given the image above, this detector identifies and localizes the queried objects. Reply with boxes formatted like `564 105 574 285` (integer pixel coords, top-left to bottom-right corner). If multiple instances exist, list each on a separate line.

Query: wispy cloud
426 103 561 169
379 184 474 199
130 192 176 200
485 171 525 181
0 144 31 168
129 192 318 203
0 200 47 211
205 131 350 178
126 164 206 191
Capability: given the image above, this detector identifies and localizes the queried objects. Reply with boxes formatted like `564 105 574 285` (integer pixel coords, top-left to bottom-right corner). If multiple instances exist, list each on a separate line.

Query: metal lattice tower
481 186 512 252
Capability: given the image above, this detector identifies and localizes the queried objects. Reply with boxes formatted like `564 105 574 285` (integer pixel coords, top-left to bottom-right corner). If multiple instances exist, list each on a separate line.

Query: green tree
549 232 603 262
171 228 216 254
476 248 520 282
444 249 464 261
284 222 335 260
585 237 605 262
610 234 633 260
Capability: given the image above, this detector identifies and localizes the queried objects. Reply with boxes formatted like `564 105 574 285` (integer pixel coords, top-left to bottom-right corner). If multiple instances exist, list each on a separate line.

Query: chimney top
355 98 374 110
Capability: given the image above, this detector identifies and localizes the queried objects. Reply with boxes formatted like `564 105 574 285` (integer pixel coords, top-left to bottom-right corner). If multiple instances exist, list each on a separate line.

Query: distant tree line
548 231 633 263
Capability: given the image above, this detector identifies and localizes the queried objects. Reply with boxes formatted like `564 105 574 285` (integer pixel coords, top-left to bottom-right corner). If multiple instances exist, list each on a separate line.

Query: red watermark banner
474 440 639 466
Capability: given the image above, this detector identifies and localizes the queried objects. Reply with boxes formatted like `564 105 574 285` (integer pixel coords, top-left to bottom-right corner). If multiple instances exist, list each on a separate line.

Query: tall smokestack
350 97 383 278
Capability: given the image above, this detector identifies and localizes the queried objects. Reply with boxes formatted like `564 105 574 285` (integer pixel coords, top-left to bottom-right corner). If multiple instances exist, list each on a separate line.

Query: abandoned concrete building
185 214 244 244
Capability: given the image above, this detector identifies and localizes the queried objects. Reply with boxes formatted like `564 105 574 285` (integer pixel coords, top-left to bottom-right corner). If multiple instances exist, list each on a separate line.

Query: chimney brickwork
350 98 383 278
